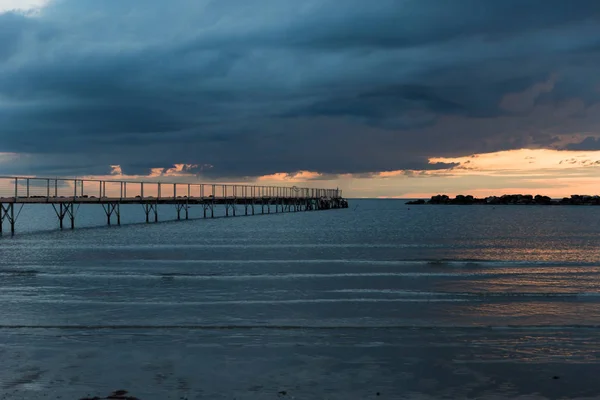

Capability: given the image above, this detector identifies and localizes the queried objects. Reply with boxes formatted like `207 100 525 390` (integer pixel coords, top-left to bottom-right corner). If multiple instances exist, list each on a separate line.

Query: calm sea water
1 200 600 399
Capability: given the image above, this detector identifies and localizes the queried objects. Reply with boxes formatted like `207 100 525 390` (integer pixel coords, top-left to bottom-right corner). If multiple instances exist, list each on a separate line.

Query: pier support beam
175 204 188 220
0 203 5 234
0 203 18 235
52 203 75 230
102 203 120 226
143 203 158 223
225 201 236 217
202 202 214 219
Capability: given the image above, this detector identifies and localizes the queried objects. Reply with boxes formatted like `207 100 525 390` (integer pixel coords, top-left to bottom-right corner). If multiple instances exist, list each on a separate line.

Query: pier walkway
0 176 348 234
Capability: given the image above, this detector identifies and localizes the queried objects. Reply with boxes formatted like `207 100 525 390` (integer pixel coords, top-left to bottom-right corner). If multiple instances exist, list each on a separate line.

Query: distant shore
406 194 600 205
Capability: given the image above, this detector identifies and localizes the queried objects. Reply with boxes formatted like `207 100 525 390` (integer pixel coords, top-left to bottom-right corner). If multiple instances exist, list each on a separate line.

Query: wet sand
1 327 600 399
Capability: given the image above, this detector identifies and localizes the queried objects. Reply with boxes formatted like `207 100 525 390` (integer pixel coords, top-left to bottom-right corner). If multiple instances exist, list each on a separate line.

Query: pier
0 176 348 234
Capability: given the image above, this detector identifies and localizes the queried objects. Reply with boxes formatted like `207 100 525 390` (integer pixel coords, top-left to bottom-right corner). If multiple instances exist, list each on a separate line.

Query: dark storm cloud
565 136 600 151
2 0 600 178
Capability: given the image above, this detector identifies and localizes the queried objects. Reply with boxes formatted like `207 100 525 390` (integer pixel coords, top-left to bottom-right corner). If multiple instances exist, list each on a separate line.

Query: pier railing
0 176 342 201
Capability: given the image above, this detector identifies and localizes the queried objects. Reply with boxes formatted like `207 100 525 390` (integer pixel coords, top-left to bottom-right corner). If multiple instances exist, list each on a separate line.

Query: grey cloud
1 0 600 178
564 136 600 151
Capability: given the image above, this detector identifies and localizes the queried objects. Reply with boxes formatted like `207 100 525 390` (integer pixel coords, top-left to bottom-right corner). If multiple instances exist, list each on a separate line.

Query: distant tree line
406 194 600 205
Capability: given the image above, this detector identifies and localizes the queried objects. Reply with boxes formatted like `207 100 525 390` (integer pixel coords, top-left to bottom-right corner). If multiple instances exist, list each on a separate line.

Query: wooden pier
0 176 348 234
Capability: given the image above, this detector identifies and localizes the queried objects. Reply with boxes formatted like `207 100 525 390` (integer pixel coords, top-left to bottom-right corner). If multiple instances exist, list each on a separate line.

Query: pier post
0 203 22 235
102 203 119 226
0 203 12 234
52 203 74 230
9 204 14 235
225 202 235 217
176 204 187 221
143 203 157 223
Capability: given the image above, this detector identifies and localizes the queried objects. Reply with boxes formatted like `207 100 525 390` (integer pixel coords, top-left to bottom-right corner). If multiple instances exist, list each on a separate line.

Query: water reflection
459 333 600 363
460 301 600 326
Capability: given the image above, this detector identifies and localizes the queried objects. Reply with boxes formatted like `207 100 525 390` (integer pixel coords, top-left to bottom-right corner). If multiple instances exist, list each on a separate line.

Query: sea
1 199 600 399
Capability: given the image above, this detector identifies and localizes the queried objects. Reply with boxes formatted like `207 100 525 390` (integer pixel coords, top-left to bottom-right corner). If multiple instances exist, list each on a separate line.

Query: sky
2 1 600 198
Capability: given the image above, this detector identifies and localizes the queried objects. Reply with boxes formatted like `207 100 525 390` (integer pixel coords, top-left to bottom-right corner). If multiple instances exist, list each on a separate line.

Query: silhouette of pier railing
0 176 348 234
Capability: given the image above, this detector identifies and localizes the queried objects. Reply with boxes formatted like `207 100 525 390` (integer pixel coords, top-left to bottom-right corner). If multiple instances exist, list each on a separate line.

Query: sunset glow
430 149 600 174
257 171 323 182
78 148 600 199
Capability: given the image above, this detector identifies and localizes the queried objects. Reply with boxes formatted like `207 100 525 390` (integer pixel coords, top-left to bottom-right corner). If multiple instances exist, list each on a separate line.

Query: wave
0 298 471 305
112 258 600 269
2 291 600 304
0 271 504 280
0 269 39 276
0 243 450 250
4 259 600 271
3 269 600 281
331 289 600 298
0 324 599 331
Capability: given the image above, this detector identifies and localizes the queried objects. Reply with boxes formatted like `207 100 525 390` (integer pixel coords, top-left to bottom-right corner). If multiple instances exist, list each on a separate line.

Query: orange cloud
164 163 198 175
430 149 600 175
109 165 123 175
377 170 405 178
257 170 323 182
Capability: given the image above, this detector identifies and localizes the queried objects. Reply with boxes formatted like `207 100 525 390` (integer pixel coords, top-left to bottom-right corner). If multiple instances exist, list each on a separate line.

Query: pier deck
0 176 348 234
